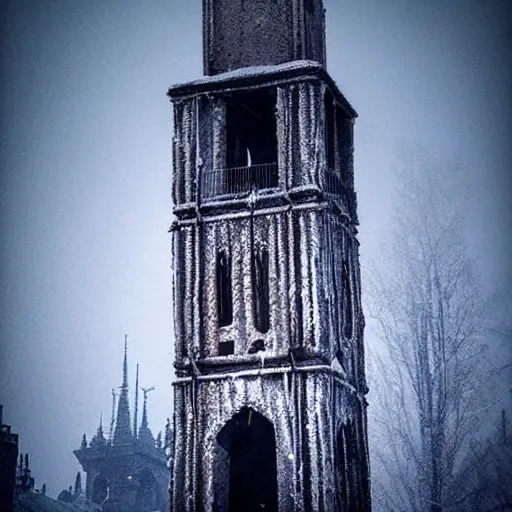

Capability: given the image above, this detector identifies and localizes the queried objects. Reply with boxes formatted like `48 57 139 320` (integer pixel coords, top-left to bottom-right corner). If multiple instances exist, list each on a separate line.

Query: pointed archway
214 407 278 512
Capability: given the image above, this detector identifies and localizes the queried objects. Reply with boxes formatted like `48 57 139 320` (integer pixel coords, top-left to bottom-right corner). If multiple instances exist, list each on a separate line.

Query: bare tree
367 155 488 512
449 409 512 512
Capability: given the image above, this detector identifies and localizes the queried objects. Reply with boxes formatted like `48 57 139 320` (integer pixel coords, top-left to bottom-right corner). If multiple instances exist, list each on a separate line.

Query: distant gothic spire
113 336 132 444
133 363 139 438
90 413 107 448
138 386 155 446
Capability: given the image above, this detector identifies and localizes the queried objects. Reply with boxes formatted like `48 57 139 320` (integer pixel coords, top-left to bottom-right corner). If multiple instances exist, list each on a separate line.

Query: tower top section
203 0 326 76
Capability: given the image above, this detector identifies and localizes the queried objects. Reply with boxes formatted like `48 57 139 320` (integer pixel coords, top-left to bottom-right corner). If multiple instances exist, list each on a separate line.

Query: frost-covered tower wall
169 1 371 511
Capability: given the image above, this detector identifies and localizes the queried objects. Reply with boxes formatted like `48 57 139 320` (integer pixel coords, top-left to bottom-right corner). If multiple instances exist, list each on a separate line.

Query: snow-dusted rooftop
171 60 322 89
168 60 357 117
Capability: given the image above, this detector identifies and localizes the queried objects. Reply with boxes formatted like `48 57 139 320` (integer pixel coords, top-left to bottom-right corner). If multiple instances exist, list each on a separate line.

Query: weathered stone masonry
169 2 371 510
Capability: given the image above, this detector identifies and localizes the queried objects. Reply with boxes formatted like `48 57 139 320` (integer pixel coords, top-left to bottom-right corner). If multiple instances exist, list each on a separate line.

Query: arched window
217 251 233 327
253 248 270 333
342 262 353 339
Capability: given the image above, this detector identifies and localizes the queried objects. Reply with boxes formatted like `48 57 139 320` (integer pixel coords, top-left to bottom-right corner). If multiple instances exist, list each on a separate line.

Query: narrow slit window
253 248 270 333
217 251 233 327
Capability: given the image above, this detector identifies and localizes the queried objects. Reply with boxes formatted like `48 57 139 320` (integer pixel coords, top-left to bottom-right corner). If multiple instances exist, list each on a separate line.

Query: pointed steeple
138 385 155 446
113 336 132 444
90 413 107 448
133 364 139 438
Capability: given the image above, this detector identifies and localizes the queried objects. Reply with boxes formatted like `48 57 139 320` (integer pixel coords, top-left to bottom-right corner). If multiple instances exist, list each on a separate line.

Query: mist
1 0 511 500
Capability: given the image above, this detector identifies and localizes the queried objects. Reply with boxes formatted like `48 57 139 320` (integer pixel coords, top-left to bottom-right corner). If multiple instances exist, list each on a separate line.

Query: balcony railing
325 168 355 213
325 168 345 196
201 163 278 200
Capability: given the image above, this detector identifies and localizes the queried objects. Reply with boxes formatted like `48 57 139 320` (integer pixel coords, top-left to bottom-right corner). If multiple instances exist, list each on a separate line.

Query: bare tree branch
366 155 491 512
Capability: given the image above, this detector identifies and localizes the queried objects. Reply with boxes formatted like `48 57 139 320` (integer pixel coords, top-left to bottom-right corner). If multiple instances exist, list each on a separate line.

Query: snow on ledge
168 60 324 92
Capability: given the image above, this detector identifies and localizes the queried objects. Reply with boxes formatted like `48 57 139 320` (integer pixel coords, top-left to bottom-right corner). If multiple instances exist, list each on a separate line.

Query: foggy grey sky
1 0 511 499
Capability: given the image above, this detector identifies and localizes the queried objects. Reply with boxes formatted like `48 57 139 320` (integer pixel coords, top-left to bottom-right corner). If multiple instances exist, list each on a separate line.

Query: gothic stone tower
74 341 169 512
169 1 371 510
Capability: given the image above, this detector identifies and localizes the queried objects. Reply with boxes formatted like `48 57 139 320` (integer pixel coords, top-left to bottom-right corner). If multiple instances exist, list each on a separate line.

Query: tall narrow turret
138 386 155 446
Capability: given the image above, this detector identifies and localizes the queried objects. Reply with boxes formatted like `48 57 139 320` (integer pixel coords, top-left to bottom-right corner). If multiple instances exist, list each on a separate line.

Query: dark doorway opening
225 90 278 193
214 407 278 512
